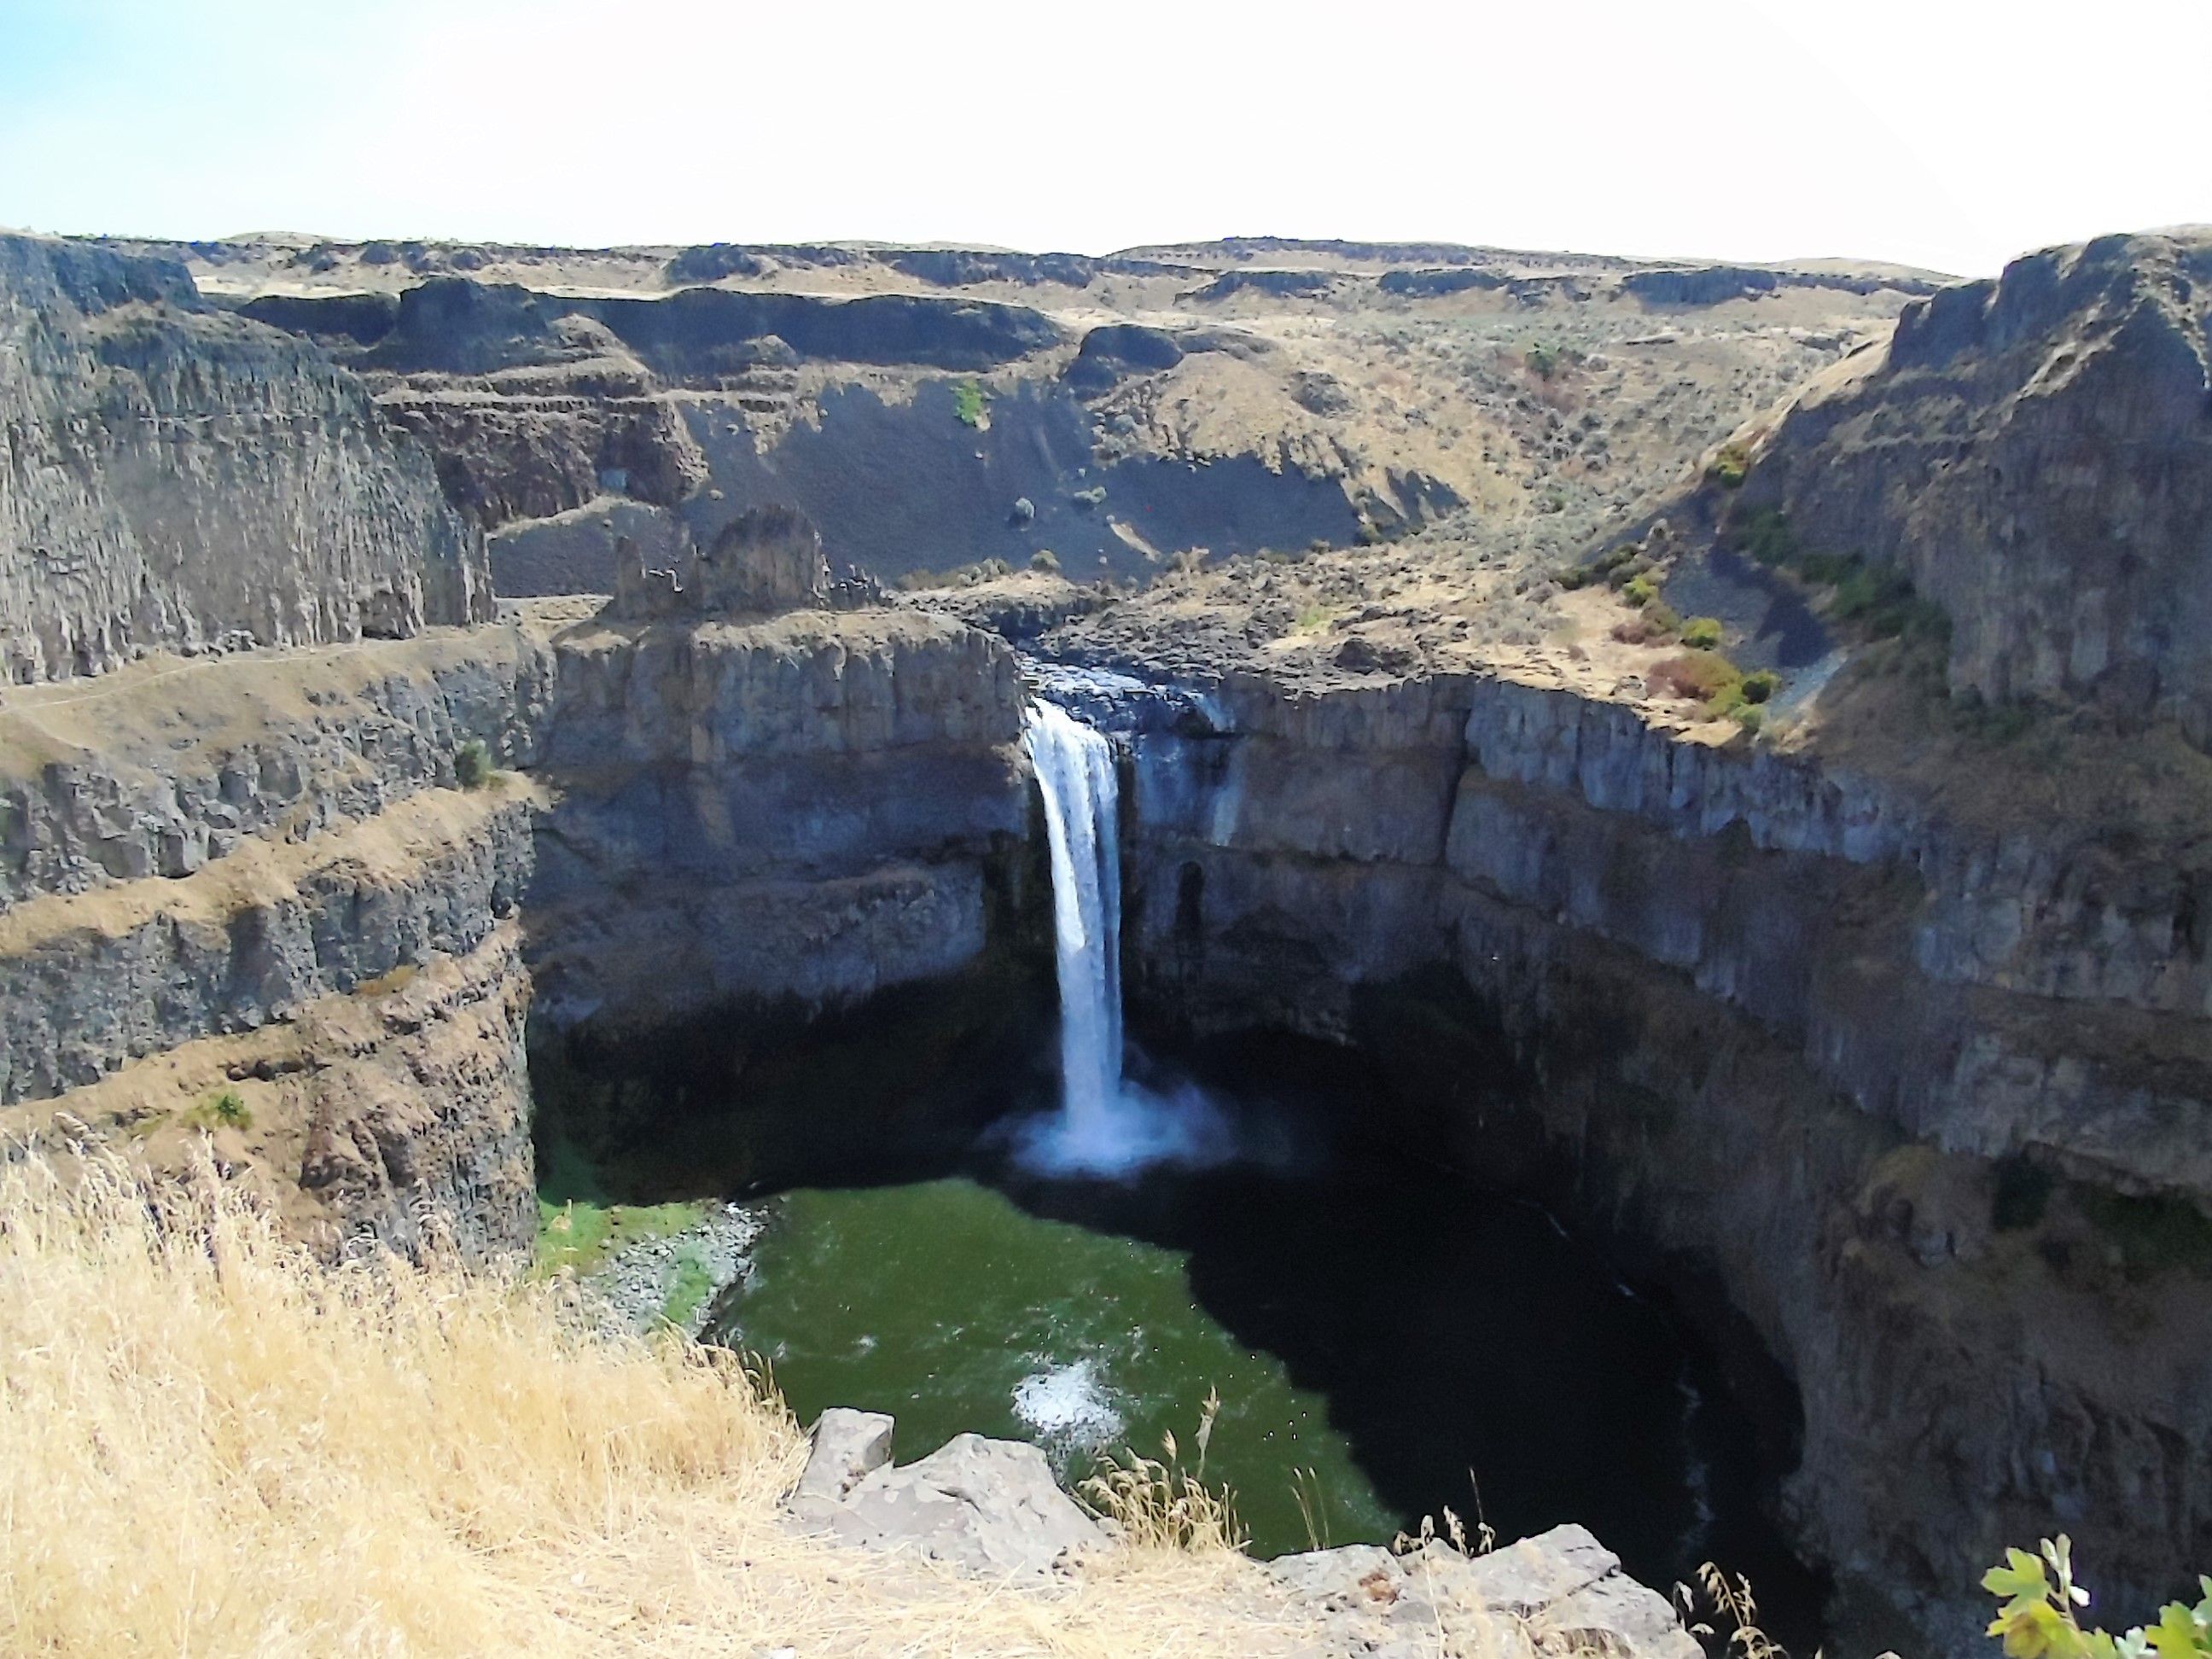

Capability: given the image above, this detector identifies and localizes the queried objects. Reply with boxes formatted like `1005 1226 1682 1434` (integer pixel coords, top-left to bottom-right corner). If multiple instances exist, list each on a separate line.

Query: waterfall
1025 700 1125 1149
1018 690 1235 1178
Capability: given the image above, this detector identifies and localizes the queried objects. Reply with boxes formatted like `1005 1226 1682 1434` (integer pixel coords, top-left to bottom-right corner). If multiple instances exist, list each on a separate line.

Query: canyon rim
1 214 2208 1659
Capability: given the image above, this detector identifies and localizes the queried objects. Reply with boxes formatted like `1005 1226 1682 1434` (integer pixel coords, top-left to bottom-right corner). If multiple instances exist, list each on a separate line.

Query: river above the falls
697 1067 1827 1644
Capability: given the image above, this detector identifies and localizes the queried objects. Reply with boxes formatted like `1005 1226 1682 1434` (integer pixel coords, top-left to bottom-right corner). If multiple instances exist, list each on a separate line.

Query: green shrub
180 1089 253 1133
951 381 988 428
1623 575 1660 608
1708 441 1752 487
1739 669 1780 704
1729 705 1763 734
1649 651 1747 719
1643 601 1683 636
454 739 492 790
1734 506 1798 567
1681 616 1724 649
1983 1536 2212 1659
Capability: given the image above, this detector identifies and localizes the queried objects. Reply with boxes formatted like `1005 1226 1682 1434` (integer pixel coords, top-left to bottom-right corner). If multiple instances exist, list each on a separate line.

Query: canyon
3 224 2208 1656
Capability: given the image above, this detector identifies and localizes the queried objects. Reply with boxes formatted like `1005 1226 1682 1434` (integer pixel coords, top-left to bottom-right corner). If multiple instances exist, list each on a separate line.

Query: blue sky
3 0 2206 276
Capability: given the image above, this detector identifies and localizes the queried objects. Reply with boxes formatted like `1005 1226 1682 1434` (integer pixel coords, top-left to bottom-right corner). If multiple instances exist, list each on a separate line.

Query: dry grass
0 1151 1385 1657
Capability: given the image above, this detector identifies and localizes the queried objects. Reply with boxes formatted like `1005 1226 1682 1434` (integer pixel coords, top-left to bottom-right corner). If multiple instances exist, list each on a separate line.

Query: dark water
689 1054 1827 1649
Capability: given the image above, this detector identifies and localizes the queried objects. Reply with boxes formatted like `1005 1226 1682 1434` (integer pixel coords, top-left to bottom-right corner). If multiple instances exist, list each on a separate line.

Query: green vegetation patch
178 1089 253 1133
1735 505 1798 567
1650 649 1766 731
1984 1534 2212 1659
660 1244 717 1329
1680 615 1724 650
533 1135 707 1280
1728 509 1951 647
454 738 493 790
952 381 989 428
1707 440 1752 487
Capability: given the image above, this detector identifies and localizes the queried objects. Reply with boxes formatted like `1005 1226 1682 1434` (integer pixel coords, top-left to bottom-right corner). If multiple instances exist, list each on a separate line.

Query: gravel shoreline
582 1201 771 1337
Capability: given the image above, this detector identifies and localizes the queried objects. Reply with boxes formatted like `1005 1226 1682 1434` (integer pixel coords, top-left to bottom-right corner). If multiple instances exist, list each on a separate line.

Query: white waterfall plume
1026 699 1126 1139
1019 697 1229 1178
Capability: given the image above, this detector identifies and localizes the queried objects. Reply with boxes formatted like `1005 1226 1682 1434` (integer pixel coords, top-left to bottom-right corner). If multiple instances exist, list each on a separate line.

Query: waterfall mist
1019 698 1230 1178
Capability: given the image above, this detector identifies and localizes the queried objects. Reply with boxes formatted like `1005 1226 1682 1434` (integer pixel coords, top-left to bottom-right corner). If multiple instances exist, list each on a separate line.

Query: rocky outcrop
785 1409 1103 1576
1736 230 2212 742
0 234 490 684
607 504 828 619
785 1409 1695 1659
1267 1528 1699 1659
525 602 1029 1035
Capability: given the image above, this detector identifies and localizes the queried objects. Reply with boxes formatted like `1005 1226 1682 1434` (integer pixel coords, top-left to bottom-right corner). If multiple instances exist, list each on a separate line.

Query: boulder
1265 1525 1698 1659
783 1419 1103 1576
608 504 830 619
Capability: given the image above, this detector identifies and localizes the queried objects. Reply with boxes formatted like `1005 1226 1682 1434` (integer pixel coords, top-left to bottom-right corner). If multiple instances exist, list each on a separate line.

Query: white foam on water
1011 1357 1125 1451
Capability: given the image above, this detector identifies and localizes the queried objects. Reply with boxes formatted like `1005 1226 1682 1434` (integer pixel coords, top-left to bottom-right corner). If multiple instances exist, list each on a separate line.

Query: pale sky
3 0 2206 279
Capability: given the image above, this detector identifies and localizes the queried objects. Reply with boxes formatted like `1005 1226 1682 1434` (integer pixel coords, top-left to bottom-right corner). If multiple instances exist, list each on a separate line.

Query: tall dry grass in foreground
0 1153 1383 1657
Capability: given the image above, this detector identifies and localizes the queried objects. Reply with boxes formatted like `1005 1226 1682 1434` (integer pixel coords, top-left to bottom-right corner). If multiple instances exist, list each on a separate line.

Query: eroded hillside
105 232 1939 599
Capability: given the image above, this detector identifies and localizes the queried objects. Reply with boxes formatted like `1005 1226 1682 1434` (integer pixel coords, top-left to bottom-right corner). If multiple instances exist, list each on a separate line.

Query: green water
709 1177 1397 1553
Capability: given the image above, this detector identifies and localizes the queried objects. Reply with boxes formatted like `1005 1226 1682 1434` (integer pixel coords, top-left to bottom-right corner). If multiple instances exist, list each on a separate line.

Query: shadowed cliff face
0 236 491 684
1736 230 2212 743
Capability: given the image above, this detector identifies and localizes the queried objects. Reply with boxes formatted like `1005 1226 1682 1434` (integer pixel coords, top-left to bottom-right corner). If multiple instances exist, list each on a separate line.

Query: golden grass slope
0 1152 1512 1657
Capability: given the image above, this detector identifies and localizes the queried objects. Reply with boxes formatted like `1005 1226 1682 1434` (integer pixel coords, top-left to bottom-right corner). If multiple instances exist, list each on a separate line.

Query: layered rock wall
0 624 549 1258
0 235 490 683
525 602 1030 1034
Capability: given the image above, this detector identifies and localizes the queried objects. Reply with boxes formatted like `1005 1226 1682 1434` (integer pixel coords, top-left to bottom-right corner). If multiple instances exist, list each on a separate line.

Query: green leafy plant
1682 616 1725 650
1708 441 1753 487
1739 669 1780 705
177 1089 253 1134
1984 1536 2212 1659
1624 575 1661 608
454 739 493 790
951 381 988 428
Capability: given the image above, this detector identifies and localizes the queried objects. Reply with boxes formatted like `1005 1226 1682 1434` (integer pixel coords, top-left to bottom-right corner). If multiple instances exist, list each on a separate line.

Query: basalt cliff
3 226 2208 1656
